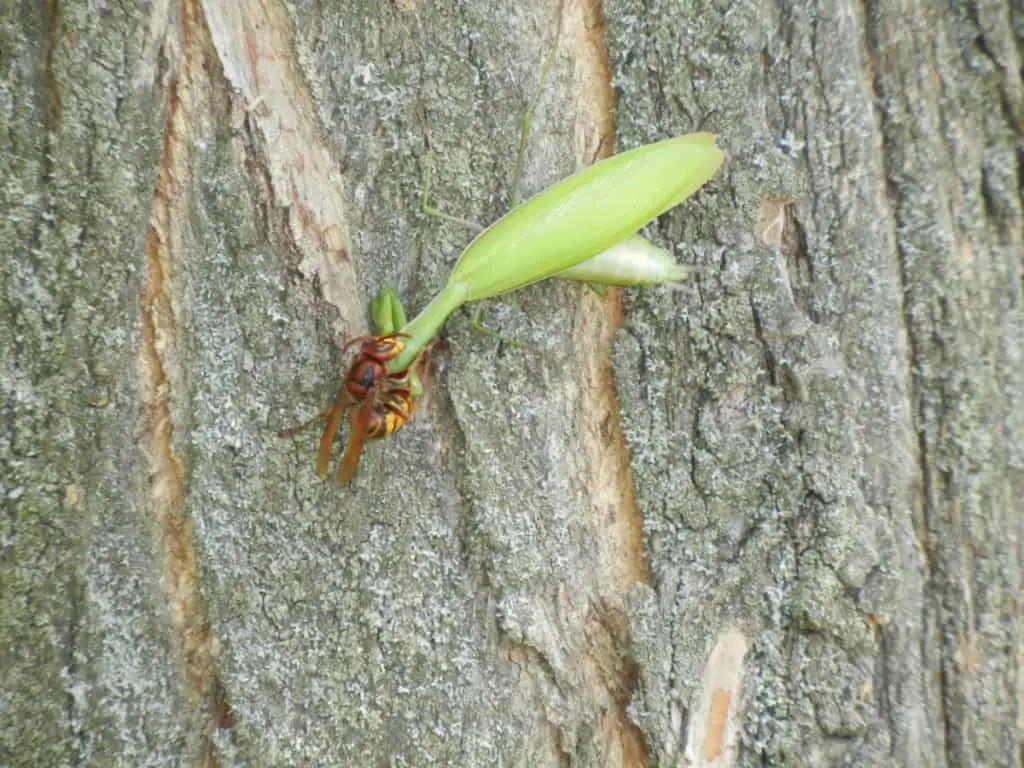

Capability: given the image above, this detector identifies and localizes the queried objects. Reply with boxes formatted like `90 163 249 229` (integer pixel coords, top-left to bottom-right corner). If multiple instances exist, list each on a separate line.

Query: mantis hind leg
417 35 559 227
467 305 522 349
420 154 484 232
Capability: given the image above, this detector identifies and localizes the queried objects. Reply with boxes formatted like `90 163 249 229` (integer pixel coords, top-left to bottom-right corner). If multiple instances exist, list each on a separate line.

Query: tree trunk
1 0 1021 766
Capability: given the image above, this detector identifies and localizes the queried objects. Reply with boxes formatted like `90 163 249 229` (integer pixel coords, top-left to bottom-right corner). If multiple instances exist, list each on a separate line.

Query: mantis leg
418 18 559 227
418 24 562 232
420 152 484 232
467 305 522 348
371 287 408 335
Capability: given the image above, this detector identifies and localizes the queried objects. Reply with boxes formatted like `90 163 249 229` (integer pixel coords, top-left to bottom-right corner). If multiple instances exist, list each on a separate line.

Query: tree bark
1 0 1021 766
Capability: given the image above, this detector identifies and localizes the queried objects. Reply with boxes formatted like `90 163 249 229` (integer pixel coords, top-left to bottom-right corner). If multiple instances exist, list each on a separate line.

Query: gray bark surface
1 0 1021 766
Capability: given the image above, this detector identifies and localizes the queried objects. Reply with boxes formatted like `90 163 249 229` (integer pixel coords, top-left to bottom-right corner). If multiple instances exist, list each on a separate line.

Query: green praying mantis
310 132 725 482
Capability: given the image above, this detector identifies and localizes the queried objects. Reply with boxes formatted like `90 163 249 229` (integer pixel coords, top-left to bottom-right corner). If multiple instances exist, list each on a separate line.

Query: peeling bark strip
200 0 362 339
138 1 229 764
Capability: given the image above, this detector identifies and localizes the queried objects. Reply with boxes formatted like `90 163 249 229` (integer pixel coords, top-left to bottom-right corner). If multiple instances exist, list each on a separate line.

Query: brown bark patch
138 1 229 764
